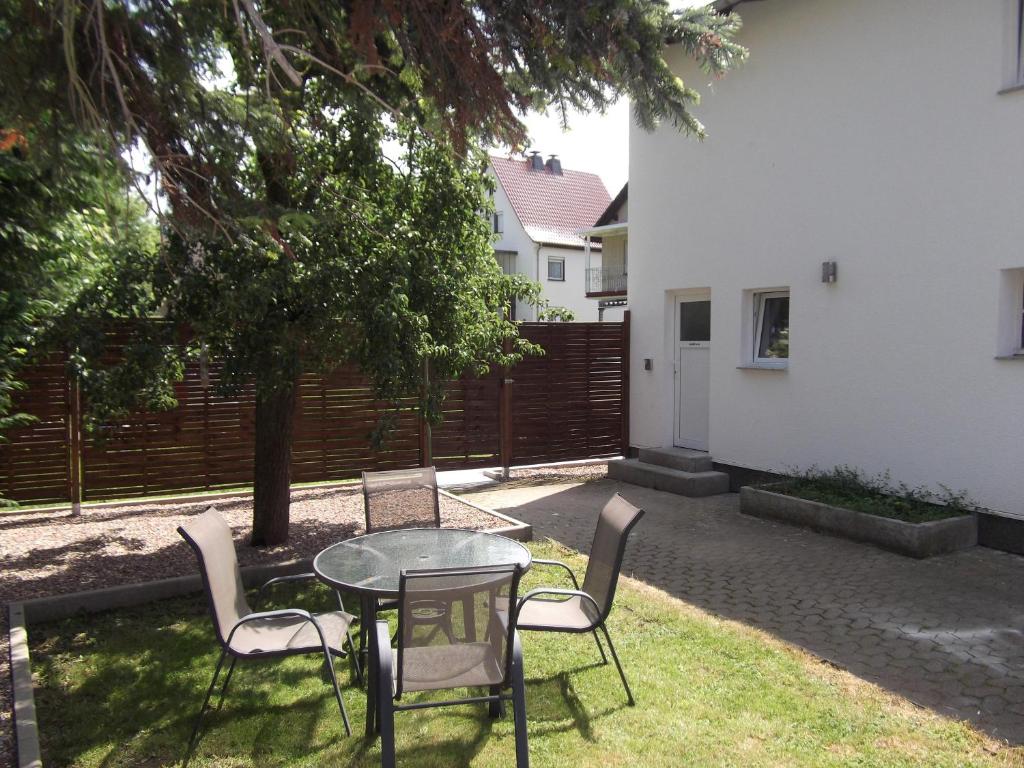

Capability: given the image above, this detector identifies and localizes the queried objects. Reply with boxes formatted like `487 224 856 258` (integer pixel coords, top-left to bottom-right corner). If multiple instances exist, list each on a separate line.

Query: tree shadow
0 516 360 605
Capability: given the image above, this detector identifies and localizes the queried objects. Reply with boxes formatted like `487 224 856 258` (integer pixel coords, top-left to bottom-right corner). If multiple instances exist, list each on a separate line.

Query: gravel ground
0 484 507 768
500 461 609 487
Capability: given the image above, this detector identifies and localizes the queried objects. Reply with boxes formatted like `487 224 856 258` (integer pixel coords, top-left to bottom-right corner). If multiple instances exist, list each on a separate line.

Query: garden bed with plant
741 467 977 558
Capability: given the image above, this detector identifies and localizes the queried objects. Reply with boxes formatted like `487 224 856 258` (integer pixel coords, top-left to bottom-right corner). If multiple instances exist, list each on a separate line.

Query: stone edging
9 604 41 768
438 489 532 542
740 485 978 559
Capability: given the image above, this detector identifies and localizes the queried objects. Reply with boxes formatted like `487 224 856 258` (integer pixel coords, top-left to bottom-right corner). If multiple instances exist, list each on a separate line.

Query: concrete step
637 446 713 473
608 458 730 497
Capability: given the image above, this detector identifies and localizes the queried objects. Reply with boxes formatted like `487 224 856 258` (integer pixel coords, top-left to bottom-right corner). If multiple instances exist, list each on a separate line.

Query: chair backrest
580 493 644 624
395 564 522 698
177 507 251 646
362 466 440 533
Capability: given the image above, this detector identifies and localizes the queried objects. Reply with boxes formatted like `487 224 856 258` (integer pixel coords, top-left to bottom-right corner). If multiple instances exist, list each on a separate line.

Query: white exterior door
674 298 711 451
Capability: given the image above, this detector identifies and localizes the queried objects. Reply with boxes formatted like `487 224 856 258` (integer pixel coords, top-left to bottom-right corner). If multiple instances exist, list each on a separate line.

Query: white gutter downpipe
534 243 541 321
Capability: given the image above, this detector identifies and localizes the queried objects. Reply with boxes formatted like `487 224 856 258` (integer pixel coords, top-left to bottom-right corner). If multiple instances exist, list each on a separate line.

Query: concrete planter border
740 485 977 558
8 497 530 767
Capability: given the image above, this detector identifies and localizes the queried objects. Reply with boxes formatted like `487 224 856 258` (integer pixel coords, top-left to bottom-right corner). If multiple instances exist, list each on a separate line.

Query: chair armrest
516 588 601 630
227 610 331 651
226 608 318 648
238 607 315 623
254 573 318 609
254 573 355 614
531 559 580 588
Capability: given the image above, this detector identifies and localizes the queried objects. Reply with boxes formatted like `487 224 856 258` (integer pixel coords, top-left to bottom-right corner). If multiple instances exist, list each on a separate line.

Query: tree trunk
251 381 296 546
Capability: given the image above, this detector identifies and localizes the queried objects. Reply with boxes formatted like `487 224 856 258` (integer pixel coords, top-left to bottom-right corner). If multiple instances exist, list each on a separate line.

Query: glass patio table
312 527 532 735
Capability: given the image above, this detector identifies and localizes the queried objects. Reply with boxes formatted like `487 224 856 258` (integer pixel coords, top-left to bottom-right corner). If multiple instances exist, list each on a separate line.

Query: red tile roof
490 154 611 248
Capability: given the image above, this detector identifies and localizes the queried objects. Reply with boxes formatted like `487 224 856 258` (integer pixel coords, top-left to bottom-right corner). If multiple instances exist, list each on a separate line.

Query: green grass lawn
30 541 1021 767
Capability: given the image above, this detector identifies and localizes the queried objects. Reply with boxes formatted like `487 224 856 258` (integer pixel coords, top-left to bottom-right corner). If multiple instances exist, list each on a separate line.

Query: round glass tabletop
313 528 532 598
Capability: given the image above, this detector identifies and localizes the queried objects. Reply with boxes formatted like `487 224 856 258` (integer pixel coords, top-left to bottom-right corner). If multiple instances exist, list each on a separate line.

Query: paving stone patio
465 478 1024 745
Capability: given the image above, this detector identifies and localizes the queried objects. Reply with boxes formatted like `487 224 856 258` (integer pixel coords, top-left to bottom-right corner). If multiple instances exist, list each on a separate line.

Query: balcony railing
586 267 628 296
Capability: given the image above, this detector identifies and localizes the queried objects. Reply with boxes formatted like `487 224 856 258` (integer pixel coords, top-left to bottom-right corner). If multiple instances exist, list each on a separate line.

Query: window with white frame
753 290 790 364
493 211 504 234
547 257 565 281
997 269 1024 356
1004 0 1024 89
1018 0 1024 82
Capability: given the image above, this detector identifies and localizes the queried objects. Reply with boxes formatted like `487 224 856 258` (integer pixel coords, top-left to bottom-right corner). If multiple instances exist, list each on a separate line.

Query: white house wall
629 0 1024 517
489 168 602 321
540 245 600 321
489 171 538 320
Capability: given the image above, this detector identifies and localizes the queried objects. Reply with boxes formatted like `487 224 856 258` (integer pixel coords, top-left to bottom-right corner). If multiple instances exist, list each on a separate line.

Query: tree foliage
0 125 155 506
1 0 746 537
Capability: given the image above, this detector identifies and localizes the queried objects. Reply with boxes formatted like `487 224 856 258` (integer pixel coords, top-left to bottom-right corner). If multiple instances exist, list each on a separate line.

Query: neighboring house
488 152 611 321
627 0 1024 542
580 183 628 321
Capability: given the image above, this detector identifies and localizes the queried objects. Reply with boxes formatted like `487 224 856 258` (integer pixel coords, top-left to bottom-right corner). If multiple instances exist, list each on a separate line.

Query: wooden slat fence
0 319 628 505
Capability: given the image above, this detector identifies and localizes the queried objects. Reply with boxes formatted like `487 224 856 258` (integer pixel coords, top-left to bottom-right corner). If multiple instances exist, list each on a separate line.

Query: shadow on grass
32 585 590 767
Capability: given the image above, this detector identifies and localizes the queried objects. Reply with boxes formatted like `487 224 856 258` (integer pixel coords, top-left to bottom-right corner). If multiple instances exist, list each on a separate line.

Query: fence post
418 358 432 467
66 370 83 515
621 311 631 458
499 339 513 480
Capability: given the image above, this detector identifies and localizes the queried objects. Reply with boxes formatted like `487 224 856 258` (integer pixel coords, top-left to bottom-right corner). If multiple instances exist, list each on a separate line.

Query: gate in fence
0 319 629 507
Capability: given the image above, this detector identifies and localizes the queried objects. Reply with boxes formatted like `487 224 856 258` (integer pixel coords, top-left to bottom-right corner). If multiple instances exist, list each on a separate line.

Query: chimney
528 150 544 171
545 154 562 175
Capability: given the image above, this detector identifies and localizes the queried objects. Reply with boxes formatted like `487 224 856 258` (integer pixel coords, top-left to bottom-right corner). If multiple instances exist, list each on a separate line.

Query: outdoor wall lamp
821 261 838 283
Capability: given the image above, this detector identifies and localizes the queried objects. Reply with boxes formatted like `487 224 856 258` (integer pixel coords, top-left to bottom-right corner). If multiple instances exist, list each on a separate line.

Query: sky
491 0 704 196
498 100 631 196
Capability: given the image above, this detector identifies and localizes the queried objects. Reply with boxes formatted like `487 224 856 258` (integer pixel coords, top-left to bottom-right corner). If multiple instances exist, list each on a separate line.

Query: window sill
737 362 788 371
998 82 1024 95
994 353 1024 360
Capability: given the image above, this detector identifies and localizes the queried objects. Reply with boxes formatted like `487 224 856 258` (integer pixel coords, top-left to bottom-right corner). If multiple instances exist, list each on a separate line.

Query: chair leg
185 648 227 762
347 628 363 685
488 685 505 718
322 648 352 737
375 621 396 767
366 626 377 738
216 657 238 709
511 633 530 768
591 629 608 664
598 622 635 706
379 695 396 768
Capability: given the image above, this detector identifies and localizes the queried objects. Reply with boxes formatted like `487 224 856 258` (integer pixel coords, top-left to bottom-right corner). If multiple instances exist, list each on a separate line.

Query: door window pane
757 295 789 359
680 301 711 342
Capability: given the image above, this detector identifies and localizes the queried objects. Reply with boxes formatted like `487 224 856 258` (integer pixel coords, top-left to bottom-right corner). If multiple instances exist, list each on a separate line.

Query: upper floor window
493 211 504 234
547 257 565 281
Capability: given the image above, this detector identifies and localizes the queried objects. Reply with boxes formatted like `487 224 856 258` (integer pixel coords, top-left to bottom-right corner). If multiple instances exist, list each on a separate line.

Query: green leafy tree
4 0 745 542
0 126 156 505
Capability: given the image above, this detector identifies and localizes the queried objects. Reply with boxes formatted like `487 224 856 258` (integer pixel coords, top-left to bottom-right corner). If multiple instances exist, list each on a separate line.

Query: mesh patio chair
516 493 644 705
361 466 455 646
362 466 441 533
370 564 530 768
177 508 359 758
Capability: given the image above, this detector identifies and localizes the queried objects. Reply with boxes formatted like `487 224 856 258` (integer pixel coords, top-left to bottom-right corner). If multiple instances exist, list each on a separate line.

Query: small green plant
767 466 974 523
